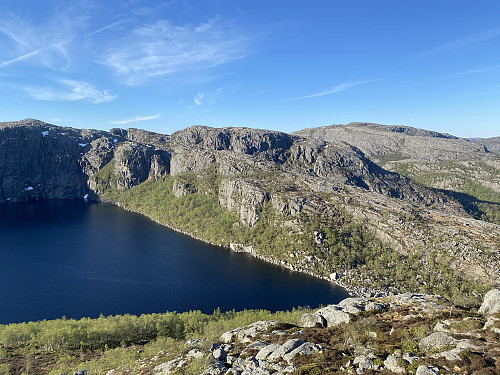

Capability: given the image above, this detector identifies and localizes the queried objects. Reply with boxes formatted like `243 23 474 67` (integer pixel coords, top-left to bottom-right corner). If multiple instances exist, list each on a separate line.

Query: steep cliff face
112 142 170 190
0 120 90 201
170 125 294 155
0 119 169 201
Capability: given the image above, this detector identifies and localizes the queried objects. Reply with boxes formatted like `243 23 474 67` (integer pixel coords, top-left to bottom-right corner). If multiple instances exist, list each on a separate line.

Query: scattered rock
212 347 227 361
316 305 350 327
199 361 227 375
282 342 323 361
390 293 446 313
186 338 206 346
432 347 463 361
271 330 289 336
256 344 281 360
402 352 419 364
268 339 305 361
353 354 374 374
244 341 268 351
479 289 500 315
403 314 420 321
187 349 204 359
365 301 384 311
338 297 369 313
419 332 457 350
415 365 440 375
433 320 455 332
484 316 500 334
220 321 279 344
299 313 326 328
383 354 406 373
154 357 188 374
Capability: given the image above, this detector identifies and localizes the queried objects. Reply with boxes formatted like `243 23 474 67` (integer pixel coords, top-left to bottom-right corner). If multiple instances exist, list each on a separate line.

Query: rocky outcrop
419 332 457 349
294 122 489 161
111 127 170 150
299 297 386 328
113 142 169 190
293 123 500 227
0 119 94 201
147 291 500 375
479 289 500 315
218 178 270 226
169 126 294 155
0 119 170 201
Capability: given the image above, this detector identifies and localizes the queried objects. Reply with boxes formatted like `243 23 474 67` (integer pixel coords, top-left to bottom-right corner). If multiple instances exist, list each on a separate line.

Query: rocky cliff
0 119 169 201
1 119 499 302
295 122 500 225
294 122 489 162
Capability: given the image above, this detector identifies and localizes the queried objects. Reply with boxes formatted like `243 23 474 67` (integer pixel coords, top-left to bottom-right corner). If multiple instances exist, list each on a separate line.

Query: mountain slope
295 122 500 225
1 119 499 304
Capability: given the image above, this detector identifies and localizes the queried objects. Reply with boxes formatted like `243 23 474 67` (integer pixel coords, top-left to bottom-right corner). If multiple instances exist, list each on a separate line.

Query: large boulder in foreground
479 289 500 315
299 313 326 328
316 305 351 327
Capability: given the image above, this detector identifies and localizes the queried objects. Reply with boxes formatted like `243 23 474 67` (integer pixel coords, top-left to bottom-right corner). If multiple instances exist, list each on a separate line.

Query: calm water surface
0 200 349 324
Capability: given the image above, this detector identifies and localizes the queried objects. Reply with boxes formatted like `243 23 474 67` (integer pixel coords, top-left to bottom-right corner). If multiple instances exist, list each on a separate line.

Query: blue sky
0 1 499 138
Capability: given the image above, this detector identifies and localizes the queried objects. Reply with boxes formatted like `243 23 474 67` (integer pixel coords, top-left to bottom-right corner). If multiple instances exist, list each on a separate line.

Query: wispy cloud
90 19 131 36
25 79 115 104
452 64 500 76
0 44 65 68
110 114 161 125
0 11 80 70
193 92 205 106
190 87 226 109
291 80 379 100
100 18 248 86
423 27 500 55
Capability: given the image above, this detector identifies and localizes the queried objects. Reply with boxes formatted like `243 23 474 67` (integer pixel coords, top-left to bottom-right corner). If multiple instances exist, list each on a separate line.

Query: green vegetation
0 308 309 375
0 309 308 352
304 216 485 307
388 159 500 225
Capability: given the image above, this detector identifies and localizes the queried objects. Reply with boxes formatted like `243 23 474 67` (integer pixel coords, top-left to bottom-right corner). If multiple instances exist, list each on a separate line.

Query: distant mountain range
1 119 499 304
468 136 500 153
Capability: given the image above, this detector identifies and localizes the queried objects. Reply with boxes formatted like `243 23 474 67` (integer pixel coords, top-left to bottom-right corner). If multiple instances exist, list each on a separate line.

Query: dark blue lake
0 200 348 324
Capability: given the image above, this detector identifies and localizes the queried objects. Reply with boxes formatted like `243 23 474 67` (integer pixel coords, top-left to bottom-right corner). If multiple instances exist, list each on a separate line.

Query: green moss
0 364 9 375
449 318 483 333
297 364 325 375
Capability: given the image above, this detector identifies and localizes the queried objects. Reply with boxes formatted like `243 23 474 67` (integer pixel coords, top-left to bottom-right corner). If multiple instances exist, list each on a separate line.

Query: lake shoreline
1 199 353 323
101 199 390 299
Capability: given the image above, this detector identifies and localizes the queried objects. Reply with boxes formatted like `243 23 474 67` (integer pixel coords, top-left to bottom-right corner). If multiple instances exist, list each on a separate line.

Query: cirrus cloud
423 27 500 55
291 79 380 100
110 114 161 125
101 18 249 86
25 78 115 104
